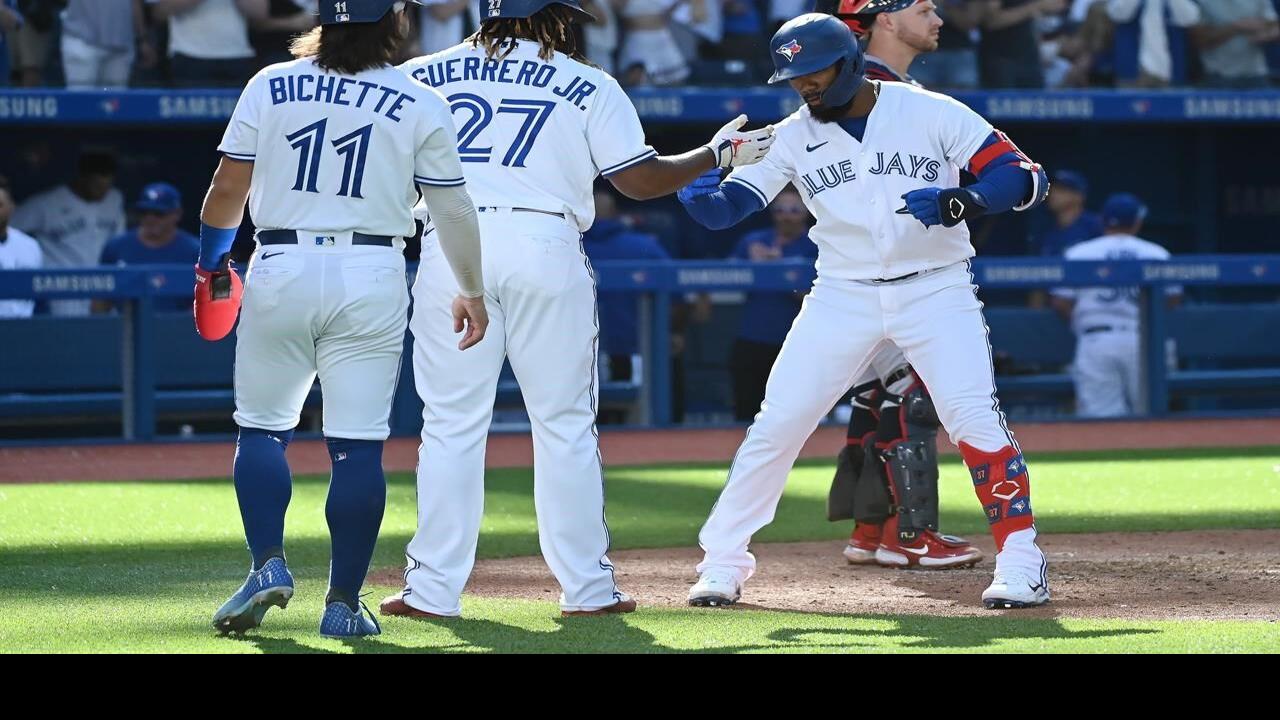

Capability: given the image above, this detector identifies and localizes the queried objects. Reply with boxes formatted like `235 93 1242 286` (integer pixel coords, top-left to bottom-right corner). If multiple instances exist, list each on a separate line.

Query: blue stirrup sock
233 426 295 570
323 438 387 610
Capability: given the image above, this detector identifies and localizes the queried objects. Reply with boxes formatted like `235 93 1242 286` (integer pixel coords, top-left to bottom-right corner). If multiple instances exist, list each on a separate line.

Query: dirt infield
3 416 1279 483
372 529 1280 621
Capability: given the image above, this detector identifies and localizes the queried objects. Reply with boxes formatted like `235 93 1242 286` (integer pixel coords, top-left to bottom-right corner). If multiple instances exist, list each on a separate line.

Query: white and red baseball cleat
842 521 882 565
875 530 985 569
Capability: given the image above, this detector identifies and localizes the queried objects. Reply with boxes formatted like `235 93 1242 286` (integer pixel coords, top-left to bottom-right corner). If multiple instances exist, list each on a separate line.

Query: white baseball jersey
1051 233 1180 334
12 185 125 268
0 227 42 319
219 57 464 239
725 81 995 281
399 40 656 231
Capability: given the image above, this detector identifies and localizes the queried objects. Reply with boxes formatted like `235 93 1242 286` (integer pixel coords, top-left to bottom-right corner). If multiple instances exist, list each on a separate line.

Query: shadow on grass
225 612 1163 654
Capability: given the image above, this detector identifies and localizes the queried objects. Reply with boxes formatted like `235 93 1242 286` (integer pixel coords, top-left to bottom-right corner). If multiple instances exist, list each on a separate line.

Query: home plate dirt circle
373 529 1280 620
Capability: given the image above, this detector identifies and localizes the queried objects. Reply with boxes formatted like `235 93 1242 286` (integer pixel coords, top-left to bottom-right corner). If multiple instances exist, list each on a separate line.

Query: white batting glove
703 114 776 169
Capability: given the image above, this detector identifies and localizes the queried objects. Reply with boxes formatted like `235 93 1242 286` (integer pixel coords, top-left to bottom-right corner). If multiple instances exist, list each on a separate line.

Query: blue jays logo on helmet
478 0 594 22
776 39 803 62
769 13 865 107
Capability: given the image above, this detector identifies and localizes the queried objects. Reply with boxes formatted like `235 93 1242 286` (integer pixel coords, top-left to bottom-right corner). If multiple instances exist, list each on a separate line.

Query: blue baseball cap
1052 170 1088 196
1101 192 1147 228
319 0 421 25
135 183 182 213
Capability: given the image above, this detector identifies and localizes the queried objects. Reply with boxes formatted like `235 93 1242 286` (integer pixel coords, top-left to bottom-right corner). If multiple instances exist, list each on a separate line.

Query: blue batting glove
897 187 988 229
677 169 724 205
897 187 944 228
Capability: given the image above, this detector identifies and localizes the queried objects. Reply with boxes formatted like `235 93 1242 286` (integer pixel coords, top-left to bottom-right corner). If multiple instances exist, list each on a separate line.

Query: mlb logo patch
1005 454 1027 477
970 463 989 486
984 502 1002 525
776 40 803 62
315 236 336 246
336 13 349 21
334 451 348 462
1007 497 1032 518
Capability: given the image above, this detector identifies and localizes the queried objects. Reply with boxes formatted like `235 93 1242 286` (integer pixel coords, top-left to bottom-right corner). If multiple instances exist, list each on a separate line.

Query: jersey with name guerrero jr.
724 81 1003 281
219 57 463 239
399 40 656 231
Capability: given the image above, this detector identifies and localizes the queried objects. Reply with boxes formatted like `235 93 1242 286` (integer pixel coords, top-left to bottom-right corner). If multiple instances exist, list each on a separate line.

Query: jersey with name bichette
725 81 996 282
399 40 656 231
218 56 463 239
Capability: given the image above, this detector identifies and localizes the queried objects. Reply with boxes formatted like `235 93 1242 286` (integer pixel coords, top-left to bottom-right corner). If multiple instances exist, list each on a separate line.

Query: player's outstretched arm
609 115 775 201
676 169 766 230
420 183 489 350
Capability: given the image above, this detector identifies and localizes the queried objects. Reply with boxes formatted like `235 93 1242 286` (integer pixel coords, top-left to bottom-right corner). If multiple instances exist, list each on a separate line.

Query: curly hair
470 5 590 64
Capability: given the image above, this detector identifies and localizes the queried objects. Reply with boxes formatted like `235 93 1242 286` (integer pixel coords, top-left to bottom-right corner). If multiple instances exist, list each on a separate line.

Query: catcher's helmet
769 13 866 107
319 0 422 25
478 0 595 23
814 0 921 37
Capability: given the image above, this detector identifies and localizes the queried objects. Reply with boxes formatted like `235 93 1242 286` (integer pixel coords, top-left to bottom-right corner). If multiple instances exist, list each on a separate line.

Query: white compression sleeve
419 183 485 298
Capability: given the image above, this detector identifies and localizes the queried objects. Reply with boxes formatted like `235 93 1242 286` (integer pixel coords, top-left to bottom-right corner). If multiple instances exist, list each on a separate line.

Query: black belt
1083 325 1116 334
870 271 920 284
258 229 395 247
477 206 565 219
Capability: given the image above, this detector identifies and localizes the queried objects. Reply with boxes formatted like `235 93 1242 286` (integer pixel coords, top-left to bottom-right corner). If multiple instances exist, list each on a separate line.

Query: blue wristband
198 222 238 271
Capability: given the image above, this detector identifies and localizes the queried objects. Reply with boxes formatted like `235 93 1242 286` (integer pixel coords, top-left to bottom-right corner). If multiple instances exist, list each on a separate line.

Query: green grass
2 446 1279 653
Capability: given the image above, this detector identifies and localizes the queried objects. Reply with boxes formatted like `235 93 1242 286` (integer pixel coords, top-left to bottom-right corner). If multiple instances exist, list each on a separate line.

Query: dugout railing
1 255 1279 440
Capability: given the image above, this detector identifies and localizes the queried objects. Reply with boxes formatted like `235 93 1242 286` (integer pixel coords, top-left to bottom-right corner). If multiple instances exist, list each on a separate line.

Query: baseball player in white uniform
0 176 43 319
680 13 1052 609
197 0 489 638
1051 192 1181 417
381 0 775 619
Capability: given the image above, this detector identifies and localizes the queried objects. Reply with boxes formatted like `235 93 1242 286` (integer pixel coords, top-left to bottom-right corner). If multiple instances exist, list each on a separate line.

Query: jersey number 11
286 119 373 198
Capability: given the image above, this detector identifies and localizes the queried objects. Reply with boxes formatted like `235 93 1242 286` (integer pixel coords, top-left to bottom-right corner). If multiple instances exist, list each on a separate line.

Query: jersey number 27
285 119 373 198
448 93 555 167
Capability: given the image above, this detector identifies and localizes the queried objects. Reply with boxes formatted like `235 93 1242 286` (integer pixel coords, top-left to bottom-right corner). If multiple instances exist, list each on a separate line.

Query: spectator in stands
727 186 817 421
0 1 20 87
581 187 670 391
7 0 60 87
96 182 199 312
1051 192 1181 417
0 175 43 319
978 0 1063 88
11 150 125 316
1032 169 1102 256
1041 0 1112 87
673 0 721 70
246 0 318 67
1190 0 1278 88
418 0 475 56
1106 0 1200 87
618 0 695 85
769 0 813 32
147 0 256 88
583 0 619 73
60 0 156 90
911 0 984 89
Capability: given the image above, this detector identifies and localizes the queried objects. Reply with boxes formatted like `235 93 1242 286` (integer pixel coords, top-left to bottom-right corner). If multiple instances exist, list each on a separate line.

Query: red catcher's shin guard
959 443 1034 552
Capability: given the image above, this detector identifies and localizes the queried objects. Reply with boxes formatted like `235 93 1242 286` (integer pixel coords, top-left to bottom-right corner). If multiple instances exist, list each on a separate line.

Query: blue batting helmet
478 0 595 23
319 0 422 25
769 13 866 108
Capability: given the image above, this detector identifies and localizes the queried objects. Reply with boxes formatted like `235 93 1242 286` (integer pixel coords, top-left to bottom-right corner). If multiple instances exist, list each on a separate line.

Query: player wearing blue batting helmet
769 13 866 112
318 0 424 25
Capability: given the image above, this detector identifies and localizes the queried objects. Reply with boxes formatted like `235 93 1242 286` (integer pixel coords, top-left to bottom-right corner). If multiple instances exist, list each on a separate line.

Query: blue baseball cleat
212 557 295 635
320 600 382 638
